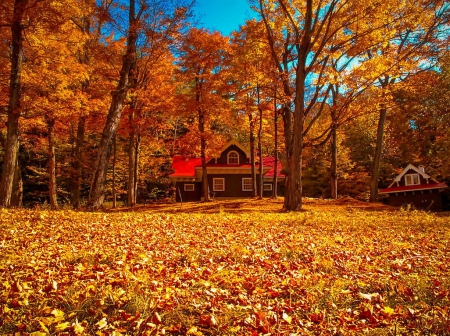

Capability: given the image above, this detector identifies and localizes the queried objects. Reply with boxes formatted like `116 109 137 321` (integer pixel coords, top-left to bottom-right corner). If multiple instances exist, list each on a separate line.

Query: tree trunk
47 117 58 210
0 0 28 207
70 115 85 208
128 110 136 206
282 104 293 209
249 112 257 197
370 104 387 202
199 109 210 201
134 130 140 203
87 0 138 210
257 85 263 199
330 126 338 199
272 93 278 199
112 134 117 208
10 156 23 208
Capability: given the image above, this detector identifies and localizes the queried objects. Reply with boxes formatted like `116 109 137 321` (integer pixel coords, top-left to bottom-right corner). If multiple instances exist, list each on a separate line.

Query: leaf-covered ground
1 199 449 335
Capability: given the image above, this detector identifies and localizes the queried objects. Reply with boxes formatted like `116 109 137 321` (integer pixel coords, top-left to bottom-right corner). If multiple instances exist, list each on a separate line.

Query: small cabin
169 139 285 202
379 164 448 211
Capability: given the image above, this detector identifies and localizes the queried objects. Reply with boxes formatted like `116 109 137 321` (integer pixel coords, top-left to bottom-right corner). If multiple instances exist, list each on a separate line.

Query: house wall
175 182 202 202
216 145 248 164
385 189 444 211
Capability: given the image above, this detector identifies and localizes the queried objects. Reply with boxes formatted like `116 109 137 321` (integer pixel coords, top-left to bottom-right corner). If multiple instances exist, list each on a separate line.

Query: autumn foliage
1 200 449 334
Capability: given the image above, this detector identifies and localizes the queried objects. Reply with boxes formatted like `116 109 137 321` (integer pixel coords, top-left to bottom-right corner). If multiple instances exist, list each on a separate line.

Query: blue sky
193 0 255 36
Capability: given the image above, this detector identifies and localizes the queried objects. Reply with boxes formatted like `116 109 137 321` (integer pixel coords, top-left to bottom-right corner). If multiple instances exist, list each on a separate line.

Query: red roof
170 156 205 178
379 183 448 194
170 155 284 179
263 157 285 178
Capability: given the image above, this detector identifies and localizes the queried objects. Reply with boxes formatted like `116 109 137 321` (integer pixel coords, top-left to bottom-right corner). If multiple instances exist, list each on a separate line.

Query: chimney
419 165 425 173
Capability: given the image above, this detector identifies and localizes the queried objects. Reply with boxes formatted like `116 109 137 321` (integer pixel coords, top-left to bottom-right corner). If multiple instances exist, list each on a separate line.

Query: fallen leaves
0 200 449 334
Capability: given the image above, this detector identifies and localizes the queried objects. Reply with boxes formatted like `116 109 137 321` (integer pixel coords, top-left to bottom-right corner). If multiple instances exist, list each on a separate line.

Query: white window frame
213 178 225 191
227 151 239 164
184 184 195 191
242 178 253 191
405 173 420 186
263 183 273 191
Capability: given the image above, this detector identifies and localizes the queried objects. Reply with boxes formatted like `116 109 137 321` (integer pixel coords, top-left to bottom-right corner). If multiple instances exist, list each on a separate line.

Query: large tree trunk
330 95 338 199
87 0 138 210
127 110 136 206
272 93 278 199
70 115 86 208
370 104 387 202
0 0 28 207
47 117 58 210
112 134 117 208
10 156 23 208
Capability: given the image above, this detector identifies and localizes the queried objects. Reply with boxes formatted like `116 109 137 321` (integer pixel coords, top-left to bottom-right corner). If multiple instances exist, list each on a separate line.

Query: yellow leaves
54 322 71 332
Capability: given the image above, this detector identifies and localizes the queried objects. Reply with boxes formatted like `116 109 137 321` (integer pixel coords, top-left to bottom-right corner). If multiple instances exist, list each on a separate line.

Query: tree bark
87 0 138 210
112 134 117 208
249 108 257 197
370 104 387 202
134 130 140 203
257 85 263 199
47 117 58 210
10 156 23 208
199 109 210 201
0 0 29 207
70 115 86 208
330 91 338 199
272 93 278 199
128 110 136 206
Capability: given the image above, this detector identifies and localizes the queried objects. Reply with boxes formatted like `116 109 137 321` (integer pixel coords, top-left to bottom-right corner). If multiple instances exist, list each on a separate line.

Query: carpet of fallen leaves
1 198 449 335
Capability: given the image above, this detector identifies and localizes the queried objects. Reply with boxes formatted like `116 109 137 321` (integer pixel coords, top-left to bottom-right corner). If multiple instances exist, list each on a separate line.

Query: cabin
379 164 448 211
169 139 285 202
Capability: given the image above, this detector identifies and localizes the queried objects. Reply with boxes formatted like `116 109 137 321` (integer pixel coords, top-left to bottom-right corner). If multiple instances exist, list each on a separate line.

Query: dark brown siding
175 182 202 202
216 145 248 164
385 189 444 211
208 174 254 198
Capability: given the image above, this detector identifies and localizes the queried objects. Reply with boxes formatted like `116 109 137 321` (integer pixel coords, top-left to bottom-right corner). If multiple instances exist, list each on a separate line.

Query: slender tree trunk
112 134 117 208
370 104 387 202
87 0 138 210
133 130 140 203
0 0 29 207
47 117 58 210
257 85 263 199
70 115 85 208
272 93 278 199
249 112 257 197
330 93 338 199
282 104 293 209
199 109 210 201
128 110 136 206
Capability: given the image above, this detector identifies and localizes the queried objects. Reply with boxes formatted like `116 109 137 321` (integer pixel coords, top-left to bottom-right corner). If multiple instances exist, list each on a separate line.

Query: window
184 184 195 191
227 151 239 164
213 178 225 191
263 183 273 191
405 173 420 186
242 178 253 191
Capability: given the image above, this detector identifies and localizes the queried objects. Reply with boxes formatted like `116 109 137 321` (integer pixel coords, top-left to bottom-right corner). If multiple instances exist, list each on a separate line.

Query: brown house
379 164 448 211
169 139 285 202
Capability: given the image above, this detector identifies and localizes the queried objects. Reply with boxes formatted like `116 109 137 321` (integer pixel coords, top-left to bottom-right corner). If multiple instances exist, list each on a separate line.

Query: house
169 139 285 202
379 164 448 211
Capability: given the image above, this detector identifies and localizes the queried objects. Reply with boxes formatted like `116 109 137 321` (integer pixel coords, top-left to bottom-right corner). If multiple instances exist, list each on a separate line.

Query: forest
0 0 449 210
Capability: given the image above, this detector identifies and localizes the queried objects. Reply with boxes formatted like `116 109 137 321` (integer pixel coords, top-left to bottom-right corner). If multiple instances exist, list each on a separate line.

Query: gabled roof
380 163 448 194
216 139 250 158
392 163 430 185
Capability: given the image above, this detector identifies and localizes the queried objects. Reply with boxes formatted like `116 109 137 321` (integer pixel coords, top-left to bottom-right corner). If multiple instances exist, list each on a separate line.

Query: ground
1 198 449 335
